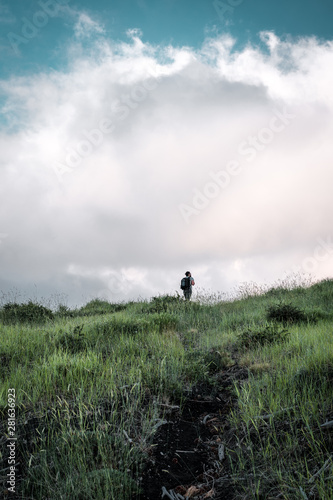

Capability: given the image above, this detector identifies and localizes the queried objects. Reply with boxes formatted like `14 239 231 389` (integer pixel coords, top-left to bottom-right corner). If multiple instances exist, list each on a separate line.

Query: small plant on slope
238 323 290 349
266 301 307 325
1 301 54 324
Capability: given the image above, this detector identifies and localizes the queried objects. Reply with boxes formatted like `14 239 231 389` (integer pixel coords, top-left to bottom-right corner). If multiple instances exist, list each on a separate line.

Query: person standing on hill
180 271 195 301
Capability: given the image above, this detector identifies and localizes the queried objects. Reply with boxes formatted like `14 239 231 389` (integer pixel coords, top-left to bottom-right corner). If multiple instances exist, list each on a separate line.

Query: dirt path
138 364 248 500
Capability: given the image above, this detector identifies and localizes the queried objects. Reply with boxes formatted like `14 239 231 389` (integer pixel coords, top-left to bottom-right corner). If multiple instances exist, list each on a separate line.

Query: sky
1 0 333 307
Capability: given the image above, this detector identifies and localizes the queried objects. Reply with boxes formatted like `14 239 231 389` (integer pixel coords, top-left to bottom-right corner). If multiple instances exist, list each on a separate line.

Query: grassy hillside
0 279 333 499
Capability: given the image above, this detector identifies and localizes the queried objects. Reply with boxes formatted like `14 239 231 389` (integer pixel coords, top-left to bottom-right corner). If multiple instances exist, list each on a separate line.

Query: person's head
185 271 191 277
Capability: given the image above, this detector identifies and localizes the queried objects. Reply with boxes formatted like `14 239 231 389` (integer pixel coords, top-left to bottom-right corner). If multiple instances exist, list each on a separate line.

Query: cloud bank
1 18 333 305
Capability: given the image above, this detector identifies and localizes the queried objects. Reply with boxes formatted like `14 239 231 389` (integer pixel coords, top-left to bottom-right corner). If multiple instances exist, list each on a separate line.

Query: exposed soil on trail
138 364 248 500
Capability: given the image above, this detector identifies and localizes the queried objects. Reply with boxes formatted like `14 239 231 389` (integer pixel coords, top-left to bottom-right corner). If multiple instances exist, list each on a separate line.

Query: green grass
230 320 333 498
1 277 333 498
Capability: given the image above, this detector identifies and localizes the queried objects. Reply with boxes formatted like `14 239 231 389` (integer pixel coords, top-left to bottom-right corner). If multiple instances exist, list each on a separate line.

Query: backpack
180 277 191 290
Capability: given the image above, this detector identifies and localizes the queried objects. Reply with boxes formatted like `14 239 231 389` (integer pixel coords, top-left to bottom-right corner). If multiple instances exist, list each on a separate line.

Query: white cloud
73 11 105 39
0 30 333 305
